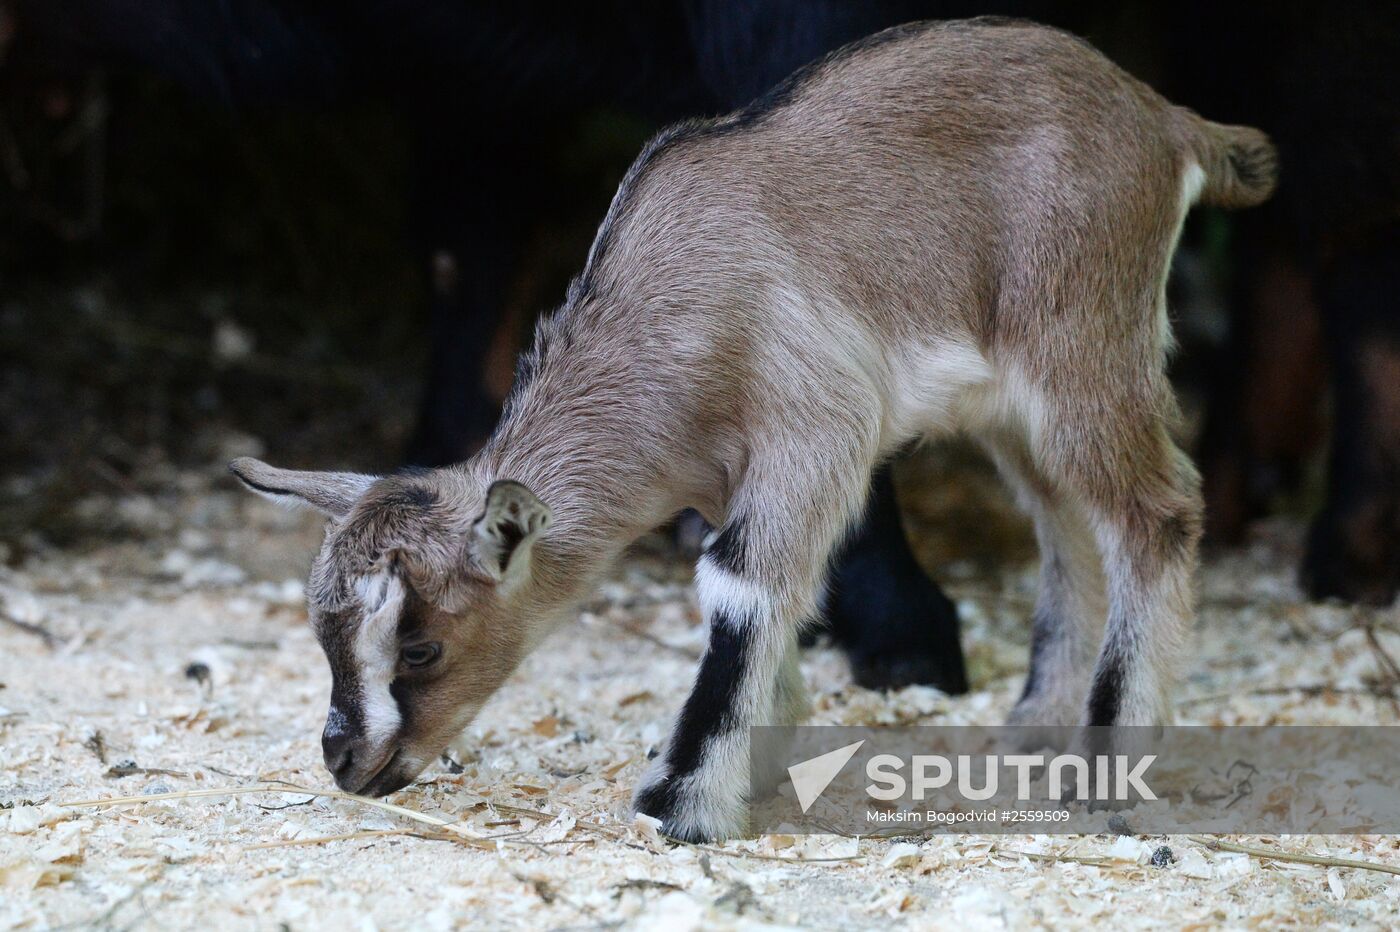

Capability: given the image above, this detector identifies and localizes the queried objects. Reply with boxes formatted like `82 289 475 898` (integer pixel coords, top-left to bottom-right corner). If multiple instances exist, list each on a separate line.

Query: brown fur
232 19 1275 836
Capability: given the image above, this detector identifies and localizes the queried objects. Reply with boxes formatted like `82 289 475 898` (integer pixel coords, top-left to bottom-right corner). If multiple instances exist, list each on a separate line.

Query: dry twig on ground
1188 836 1400 877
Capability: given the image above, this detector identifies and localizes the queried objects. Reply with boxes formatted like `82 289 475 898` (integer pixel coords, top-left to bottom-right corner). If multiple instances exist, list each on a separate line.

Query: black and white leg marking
633 519 805 842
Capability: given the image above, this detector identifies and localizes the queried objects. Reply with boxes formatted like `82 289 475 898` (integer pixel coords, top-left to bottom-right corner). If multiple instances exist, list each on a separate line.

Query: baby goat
231 18 1275 841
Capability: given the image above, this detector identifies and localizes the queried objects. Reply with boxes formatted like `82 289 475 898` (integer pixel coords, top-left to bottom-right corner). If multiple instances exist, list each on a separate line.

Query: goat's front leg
633 518 823 842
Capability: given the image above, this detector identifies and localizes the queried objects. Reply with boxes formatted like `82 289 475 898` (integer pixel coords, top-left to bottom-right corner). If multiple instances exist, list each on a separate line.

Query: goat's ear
469 480 552 584
228 457 378 519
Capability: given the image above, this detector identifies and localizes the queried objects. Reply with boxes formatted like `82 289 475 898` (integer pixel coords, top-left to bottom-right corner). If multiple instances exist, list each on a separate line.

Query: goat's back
590 19 1253 345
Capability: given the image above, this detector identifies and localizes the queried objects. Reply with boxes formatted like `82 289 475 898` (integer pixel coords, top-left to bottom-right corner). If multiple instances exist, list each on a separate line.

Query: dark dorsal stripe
576 19 942 301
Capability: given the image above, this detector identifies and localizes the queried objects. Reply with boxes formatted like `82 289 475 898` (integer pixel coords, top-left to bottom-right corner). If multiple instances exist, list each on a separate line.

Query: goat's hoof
632 774 740 844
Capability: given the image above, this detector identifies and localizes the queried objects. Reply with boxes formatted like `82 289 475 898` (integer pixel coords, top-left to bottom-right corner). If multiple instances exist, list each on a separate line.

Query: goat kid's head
229 457 554 796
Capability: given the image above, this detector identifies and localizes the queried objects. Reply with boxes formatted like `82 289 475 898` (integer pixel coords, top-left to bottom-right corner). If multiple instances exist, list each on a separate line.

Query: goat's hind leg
1045 411 1201 727
983 434 1105 729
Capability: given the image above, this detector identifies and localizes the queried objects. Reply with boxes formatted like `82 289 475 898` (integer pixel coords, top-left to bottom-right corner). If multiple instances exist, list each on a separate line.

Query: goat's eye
400 642 441 669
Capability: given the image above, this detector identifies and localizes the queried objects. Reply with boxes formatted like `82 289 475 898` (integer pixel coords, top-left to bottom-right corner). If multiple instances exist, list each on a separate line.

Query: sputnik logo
787 740 865 813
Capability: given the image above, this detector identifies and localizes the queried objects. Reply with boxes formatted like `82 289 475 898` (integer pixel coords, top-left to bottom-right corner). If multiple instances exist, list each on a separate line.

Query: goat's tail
1177 110 1279 209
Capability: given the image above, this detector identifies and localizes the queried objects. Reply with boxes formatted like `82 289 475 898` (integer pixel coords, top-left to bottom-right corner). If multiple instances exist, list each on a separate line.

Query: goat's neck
468 345 691 589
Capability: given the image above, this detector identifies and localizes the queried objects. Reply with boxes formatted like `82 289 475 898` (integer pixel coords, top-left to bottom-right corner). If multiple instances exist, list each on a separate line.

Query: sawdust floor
3 452 1400 930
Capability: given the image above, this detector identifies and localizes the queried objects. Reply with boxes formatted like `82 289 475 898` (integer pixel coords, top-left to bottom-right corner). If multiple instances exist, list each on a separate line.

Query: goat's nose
322 727 355 784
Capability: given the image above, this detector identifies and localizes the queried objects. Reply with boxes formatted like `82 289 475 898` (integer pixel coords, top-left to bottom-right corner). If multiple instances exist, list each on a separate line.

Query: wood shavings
881 842 921 868
4 468 1400 928
1326 866 1346 901
530 714 562 737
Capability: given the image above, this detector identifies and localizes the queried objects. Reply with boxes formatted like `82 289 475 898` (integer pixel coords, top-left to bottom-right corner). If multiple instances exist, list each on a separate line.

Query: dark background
0 1 1395 602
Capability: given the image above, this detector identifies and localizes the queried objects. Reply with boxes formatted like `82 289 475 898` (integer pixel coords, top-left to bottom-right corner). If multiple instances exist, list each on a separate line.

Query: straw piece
1188 836 1400 876
996 848 1115 868
61 782 469 833
246 829 497 851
